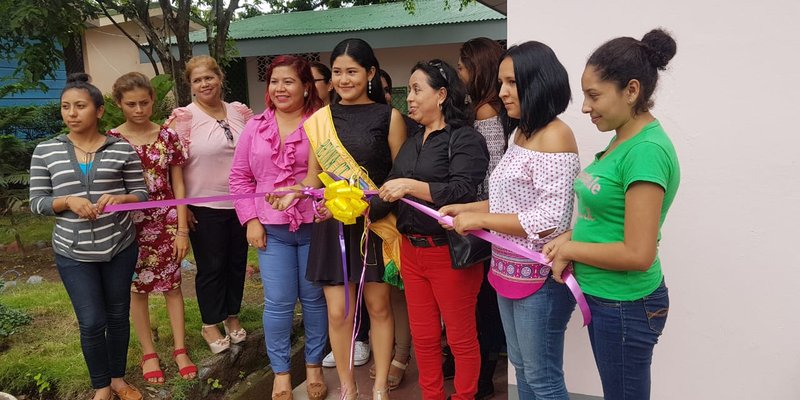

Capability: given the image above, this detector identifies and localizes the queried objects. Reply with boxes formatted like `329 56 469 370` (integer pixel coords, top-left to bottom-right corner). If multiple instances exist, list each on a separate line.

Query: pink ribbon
399 199 591 326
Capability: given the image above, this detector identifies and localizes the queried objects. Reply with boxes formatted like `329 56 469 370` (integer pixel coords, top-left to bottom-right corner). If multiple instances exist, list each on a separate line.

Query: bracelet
177 228 190 233
176 231 189 237
64 195 72 208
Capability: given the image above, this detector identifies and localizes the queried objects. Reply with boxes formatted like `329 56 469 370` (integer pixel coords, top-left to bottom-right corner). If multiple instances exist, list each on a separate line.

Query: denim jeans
586 279 669 400
497 277 575 400
258 223 327 372
55 243 138 388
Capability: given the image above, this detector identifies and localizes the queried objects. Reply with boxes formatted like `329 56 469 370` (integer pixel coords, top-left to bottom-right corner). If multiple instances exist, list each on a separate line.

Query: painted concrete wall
508 1 800 399
245 43 462 113
83 22 162 95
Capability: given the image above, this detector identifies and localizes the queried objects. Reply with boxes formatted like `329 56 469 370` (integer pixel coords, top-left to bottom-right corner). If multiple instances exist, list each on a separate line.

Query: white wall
509 1 800 399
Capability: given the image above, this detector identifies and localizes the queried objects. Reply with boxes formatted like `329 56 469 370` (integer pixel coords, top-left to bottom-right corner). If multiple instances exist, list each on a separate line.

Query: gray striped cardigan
29 134 149 262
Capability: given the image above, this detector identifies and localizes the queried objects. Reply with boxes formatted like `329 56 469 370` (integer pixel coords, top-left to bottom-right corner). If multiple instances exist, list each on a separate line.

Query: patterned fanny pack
488 245 551 299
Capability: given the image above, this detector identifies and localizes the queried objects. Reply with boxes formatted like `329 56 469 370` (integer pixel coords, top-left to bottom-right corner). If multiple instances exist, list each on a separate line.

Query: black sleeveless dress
305 102 394 285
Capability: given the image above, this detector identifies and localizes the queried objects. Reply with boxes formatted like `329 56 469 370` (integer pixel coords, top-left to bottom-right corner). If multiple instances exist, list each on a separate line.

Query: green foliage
99 74 176 133
207 377 223 390
168 376 198 400
265 0 475 13
0 0 98 97
25 372 52 395
0 104 61 141
0 303 32 338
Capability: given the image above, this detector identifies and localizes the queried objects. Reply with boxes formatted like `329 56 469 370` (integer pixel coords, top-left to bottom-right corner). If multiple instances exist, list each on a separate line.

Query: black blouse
373 123 489 235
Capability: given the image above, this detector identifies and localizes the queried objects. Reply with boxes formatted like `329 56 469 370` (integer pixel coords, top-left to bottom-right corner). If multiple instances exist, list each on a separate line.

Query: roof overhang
476 0 506 15
185 18 506 58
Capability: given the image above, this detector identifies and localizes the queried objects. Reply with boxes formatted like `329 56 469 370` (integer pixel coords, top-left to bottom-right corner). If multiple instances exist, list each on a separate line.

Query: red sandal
140 353 164 385
173 348 198 379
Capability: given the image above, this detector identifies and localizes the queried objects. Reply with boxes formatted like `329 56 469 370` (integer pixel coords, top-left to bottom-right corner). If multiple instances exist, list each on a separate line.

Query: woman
272 38 406 400
310 62 333 106
107 72 196 384
229 55 328 400
168 55 254 353
29 73 147 400
451 37 506 399
543 29 680 400
442 42 580 400
376 59 489 400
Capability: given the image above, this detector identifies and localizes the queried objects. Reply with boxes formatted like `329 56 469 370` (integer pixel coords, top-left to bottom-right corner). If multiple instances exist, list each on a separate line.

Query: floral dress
108 127 187 293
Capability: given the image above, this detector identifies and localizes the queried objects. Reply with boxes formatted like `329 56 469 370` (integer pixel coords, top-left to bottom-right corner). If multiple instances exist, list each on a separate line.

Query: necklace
71 135 105 164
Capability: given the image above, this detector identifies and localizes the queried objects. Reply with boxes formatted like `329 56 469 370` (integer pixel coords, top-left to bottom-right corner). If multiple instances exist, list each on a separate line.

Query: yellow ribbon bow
318 172 369 225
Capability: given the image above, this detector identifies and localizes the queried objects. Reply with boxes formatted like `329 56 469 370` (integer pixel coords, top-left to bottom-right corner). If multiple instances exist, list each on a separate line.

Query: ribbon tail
563 268 591 326
339 222 349 323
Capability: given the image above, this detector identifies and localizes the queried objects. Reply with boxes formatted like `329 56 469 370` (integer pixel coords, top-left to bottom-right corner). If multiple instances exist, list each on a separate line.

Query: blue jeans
587 280 669 400
55 243 138 388
498 277 575 400
258 223 327 372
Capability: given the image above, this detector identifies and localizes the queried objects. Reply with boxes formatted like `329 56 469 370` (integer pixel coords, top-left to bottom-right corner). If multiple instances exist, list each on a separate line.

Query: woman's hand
542 231 574 284
438 203 469 231
67 196 99 220
379 178 414 202
542 230 572 263
94 194 125 214
451 212 485 235
173 235 190 261
186 208 198 231
267 185 303 211
314 201 332 223
246 219 267 250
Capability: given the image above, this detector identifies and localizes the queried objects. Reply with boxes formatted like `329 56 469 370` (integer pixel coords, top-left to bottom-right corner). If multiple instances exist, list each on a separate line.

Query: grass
0 214 53 246
0 281 263 399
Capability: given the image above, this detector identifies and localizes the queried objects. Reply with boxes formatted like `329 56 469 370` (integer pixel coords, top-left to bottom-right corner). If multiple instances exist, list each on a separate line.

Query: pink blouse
169 102 253 209
229 109 314 231
487 131 580 299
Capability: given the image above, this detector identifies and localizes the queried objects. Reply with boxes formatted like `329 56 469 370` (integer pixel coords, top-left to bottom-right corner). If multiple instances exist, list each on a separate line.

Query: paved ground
292 355 509 399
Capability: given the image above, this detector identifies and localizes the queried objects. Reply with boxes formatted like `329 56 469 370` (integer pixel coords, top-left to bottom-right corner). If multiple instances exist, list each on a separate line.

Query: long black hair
330 38 386 104
499 41 570 139
587 28 677 114
410 59 471 129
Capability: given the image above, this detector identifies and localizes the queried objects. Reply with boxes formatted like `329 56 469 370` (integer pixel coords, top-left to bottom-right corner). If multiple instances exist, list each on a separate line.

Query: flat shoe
271 390 292 400
140 353 164 385
111 384 143 400
172 348 198 379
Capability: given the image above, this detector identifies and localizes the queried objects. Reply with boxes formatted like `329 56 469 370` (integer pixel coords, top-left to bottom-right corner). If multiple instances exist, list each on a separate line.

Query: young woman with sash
272 38 406 400
543 29 680 400
375 60 489 400
443 42 581 400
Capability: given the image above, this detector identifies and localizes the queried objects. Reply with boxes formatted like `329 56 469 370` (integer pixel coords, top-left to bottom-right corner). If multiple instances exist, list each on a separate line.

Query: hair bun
66 73 91 84
641 28 676 70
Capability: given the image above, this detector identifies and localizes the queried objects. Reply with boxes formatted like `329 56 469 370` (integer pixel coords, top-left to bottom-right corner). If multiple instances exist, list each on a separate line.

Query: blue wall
0 58 66 107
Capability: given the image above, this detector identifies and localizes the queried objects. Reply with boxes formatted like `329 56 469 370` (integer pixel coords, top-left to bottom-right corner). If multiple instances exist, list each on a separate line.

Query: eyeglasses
429 61 447 81
217 120 234 143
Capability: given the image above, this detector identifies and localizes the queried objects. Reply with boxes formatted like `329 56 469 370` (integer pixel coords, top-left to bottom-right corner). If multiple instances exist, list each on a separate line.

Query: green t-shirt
572 120 680 301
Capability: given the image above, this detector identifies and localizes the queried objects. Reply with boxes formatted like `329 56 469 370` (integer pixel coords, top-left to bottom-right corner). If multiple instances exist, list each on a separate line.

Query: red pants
401 237 483 400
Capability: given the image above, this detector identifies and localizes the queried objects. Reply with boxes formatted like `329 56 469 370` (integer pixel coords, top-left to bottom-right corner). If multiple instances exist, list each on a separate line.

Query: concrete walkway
292 355 509 399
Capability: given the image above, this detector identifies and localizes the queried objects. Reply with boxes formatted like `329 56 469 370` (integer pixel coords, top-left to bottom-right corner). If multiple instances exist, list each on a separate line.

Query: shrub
0 303 32 338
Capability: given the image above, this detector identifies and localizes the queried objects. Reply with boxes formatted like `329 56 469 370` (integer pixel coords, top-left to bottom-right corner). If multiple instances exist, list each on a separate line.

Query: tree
0 0 99 97
265 0 474 13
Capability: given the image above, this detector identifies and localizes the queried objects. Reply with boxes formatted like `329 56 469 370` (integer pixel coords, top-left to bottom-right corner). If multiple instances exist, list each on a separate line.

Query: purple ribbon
399 199 592 326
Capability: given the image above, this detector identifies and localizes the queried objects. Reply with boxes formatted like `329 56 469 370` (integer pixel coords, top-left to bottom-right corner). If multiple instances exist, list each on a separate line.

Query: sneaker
322 351 336 368
353 341 371 366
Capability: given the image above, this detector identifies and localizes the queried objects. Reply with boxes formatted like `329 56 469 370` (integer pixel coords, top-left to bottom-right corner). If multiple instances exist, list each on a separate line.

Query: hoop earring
368 80 372 94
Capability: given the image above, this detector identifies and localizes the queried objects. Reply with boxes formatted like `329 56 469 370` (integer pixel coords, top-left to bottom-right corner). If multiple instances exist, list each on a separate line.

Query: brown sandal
306 364 328 400
272 371 293 400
